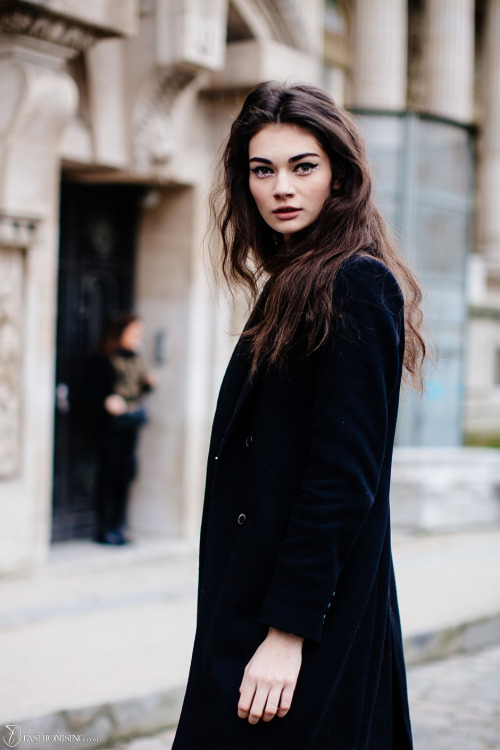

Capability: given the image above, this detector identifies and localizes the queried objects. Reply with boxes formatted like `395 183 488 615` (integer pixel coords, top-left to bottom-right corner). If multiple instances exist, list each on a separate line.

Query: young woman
172 82 425 749
90 313 156 545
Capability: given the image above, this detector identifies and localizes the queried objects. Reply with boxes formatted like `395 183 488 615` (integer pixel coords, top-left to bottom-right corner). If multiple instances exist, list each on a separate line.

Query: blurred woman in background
91 313 156 546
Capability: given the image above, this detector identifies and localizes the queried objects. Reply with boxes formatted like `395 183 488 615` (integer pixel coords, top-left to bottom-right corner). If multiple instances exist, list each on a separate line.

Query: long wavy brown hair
210 81 426 389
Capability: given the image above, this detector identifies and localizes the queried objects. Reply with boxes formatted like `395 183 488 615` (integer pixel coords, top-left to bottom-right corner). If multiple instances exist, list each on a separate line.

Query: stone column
420 0 475 123
350 0 407 109
477 0 500 268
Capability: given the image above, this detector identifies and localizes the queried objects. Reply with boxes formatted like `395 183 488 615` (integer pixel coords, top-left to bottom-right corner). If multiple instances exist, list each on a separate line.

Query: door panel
52 182 143 541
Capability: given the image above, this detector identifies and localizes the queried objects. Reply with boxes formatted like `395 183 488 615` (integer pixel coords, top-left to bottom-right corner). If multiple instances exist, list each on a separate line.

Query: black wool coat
172 256 413 750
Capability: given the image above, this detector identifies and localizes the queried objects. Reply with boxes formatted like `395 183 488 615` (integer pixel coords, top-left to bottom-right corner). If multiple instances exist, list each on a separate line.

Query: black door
52 182 144 542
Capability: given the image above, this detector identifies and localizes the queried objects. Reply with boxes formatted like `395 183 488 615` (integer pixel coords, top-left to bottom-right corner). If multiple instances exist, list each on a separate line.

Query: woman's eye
294 162 319 175
251 166 274 178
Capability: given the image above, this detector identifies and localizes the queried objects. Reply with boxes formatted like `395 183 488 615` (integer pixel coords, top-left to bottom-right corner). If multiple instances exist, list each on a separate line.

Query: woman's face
120 320 143 351
248 123 333 239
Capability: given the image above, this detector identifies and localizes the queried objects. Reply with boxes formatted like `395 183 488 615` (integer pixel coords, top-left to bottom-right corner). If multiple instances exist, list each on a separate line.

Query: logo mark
3 726 21 748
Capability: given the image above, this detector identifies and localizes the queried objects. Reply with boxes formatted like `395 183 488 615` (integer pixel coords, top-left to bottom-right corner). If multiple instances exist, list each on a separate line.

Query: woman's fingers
247 684 269 725
276 682 295 717
262 685 283 722
238 681 282 724
238 669 270 724
239 681 294 724
237 678 256 720
237 628 304 724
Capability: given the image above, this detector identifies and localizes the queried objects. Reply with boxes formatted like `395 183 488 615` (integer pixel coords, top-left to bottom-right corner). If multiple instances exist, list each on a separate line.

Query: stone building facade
0 0 499 575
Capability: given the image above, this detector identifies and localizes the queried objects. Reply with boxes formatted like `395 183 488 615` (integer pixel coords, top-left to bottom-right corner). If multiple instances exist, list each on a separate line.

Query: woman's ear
332 178 342 192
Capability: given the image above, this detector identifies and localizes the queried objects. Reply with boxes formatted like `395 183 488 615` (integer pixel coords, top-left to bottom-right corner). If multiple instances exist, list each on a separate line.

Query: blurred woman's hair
210 80 427 389
99 312 140 356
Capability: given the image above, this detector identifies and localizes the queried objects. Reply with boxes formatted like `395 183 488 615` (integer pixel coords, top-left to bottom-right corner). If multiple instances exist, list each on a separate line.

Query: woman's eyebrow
249 156 272 164
249 152 320 165
288 152 320 163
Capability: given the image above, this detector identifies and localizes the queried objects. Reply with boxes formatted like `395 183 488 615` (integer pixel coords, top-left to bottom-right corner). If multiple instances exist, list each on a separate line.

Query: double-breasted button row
237 513 247 525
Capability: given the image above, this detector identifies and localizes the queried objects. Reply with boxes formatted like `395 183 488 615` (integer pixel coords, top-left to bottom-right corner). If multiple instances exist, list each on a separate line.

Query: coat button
245 435 253 447
237 513 246 525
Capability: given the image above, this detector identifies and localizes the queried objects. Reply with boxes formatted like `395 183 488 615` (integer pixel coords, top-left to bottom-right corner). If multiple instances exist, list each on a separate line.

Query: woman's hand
145 371 159 388
238 627 304 725
104 394 127 416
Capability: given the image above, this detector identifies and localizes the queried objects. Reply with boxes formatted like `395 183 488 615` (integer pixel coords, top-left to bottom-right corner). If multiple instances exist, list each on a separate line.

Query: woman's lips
272 207 302 220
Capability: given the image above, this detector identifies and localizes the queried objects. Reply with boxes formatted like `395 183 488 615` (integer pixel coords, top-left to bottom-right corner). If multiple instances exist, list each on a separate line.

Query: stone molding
0 213 39 248
0 6 107 53
231 0 314 53
205 38 322 91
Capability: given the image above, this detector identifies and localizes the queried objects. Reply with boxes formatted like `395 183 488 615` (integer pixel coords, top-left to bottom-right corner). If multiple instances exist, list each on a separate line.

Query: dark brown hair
210 81 426 388
100 312 140 357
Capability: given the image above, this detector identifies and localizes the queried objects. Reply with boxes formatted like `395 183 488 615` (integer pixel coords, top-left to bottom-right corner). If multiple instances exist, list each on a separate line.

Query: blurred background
0 1 499 747
1 0 500 565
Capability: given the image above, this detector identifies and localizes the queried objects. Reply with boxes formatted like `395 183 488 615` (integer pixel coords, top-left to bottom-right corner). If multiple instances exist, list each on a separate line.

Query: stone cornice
0 5 109 53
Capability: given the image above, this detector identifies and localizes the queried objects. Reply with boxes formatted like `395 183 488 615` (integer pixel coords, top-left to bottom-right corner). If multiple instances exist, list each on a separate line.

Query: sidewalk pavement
1 528 499 749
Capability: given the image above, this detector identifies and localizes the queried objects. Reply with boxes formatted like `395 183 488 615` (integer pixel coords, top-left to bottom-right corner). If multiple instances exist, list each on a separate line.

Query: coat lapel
214 339 259 458
214 289 267 457
218 373 256 455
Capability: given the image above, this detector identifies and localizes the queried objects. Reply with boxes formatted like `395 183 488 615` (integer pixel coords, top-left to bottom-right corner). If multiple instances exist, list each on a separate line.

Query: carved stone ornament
0 215 39 249
0 6 106 52
133 66 196 176
0 246 23 478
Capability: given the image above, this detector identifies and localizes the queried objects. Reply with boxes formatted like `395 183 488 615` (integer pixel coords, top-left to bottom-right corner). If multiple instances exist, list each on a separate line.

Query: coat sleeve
258 257 404 643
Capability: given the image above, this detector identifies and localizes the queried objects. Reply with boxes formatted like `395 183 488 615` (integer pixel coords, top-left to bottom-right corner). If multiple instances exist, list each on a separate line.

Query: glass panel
414 205 470 279
358 113 474 446
417 120 472 197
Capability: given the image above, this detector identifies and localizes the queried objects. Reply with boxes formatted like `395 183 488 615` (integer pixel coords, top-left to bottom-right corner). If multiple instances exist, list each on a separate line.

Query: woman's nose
273 171 295 198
